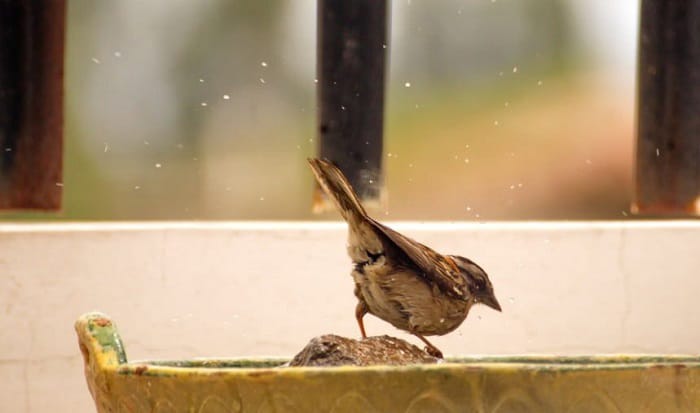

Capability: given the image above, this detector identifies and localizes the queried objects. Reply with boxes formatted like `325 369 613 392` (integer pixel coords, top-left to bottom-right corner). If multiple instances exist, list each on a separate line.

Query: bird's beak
479 294 502 312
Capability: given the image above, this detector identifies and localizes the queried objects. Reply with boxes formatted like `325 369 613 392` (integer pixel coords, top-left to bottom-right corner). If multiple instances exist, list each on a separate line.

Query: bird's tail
307 158 368 221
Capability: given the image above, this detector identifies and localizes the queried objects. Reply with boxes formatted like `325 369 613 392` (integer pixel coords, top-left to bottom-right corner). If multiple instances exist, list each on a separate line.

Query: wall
1 222 699 412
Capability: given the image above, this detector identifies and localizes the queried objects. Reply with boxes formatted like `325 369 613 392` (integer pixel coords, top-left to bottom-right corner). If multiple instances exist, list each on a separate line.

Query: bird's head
450 255 501 312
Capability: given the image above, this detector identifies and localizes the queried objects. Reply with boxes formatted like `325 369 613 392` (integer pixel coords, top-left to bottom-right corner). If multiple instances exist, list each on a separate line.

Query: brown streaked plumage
308 158 500 358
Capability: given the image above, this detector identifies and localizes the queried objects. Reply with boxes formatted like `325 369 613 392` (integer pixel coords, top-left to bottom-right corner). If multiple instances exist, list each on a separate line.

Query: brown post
634 0 700 215
0 1 66 210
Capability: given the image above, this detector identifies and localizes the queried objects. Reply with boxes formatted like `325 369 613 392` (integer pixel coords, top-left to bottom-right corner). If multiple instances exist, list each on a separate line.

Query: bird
308 158 501 358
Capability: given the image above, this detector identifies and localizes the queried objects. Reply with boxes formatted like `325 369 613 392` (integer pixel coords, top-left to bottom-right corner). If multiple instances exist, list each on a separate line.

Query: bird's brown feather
307 158 468 299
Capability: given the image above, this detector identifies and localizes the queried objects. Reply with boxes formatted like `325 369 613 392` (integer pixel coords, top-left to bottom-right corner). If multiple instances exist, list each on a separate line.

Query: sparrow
308 158 501 358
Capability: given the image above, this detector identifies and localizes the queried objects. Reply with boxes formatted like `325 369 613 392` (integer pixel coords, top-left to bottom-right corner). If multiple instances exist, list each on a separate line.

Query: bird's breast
352 262 472 336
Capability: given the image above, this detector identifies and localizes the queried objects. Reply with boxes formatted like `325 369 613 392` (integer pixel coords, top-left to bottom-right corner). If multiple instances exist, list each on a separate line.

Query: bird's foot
414 333 443 359
424 346 443 359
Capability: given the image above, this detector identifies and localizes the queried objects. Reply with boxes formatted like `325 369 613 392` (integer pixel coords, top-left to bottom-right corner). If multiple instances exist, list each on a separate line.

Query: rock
287 334 438 367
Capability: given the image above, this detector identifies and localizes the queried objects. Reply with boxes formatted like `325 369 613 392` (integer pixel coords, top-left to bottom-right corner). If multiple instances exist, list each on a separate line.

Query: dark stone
287 334 438 367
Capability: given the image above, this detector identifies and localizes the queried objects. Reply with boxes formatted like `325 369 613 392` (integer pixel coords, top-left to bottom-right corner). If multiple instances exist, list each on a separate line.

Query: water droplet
517 183 523 188
408 163 414 168
404 82 411 88
113 51 122 58
155 163 162 168
104 143 109 153
313 78 318 83
199 78 205 83
368 179 374 184
466 206 472 211
55 182 64 187
340 105 346 110
261 61 268 67
91 57 101 64
143 140 150 145
200 102 208 107
504 101 510 107
259 196 265 201
512 66 518 73
259 78 266 84
508 297 515 303
223 94 230 100
537 80 543 86
509 184 515 190
656 148 660 157
464 158 469 163
494 120 499 126
387 153 393 158
439 318 445 323
134 185 141 190
621 211 628 216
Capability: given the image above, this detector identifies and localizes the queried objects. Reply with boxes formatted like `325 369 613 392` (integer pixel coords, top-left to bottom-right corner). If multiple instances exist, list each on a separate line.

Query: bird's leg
355 301 368 339
414 334 443 359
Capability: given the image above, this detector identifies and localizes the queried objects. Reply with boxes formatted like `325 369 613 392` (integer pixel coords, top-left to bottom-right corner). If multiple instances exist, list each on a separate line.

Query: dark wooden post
634 0 700 215
315 0 388 211
0 1 66 210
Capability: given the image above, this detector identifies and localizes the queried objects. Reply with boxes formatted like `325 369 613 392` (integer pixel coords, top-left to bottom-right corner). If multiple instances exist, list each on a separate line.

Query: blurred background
5 0 639 220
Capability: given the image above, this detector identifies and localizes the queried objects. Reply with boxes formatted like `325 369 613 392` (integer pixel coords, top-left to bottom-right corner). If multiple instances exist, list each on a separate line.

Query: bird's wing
369 219 469 299
308 157 467 299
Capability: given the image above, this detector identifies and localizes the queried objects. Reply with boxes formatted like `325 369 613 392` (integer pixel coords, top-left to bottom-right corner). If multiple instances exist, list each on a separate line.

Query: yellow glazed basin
76 312 700 412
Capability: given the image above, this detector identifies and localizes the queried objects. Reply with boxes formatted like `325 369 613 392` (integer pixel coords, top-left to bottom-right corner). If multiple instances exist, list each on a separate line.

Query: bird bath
76 312 700 412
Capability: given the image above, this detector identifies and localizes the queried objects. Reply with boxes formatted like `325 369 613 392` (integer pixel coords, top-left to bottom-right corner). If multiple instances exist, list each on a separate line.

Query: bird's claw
425 346 443 359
